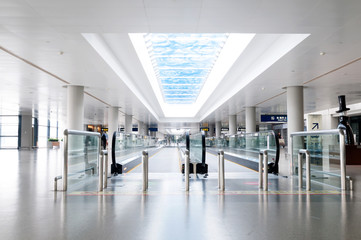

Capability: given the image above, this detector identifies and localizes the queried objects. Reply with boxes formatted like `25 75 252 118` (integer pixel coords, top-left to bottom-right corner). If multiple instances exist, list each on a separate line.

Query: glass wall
0 116 19 149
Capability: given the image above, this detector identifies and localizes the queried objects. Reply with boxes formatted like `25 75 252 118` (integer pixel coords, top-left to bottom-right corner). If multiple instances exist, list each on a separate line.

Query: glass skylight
145 34 229 104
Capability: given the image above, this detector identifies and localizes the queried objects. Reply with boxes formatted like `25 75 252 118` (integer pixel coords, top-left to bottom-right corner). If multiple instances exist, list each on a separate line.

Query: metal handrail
54 167 95 191
64 129 101 137
290 129 347 190
62 129 101 191
290 129 340 137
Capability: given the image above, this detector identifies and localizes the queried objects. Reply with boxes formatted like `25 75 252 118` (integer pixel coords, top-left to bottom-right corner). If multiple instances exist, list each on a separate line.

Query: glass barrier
291 130 344 189
113 132 158 164
189 131 205 164
64 130 100 191
206 131 279 171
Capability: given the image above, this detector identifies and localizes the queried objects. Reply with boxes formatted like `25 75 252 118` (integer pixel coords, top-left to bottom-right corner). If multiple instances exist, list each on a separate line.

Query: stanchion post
142 151 148 191
298 149 311 191
339 130 346 190
263 151 268 191
219 150 225 191
218 152 221 189
98 151 104 192
298 152 303 190
259 152 263 189
185 150 190 191
63 131 68 191
104 150 108 189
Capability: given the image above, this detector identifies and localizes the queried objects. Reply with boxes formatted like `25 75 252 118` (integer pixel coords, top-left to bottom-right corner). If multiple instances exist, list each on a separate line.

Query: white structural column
246 107 256 133
108 107 119 139
229 115 237 148
216 121 221 138
208 123 215 137
229 115 237 135
287 86 304 154
125 114 132 134
144 124 149 136
67 85 84 130
20 115 32 149
138 121 144 135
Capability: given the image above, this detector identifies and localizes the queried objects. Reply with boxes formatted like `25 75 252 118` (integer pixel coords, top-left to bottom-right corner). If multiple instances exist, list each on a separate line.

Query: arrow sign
312 123 319 130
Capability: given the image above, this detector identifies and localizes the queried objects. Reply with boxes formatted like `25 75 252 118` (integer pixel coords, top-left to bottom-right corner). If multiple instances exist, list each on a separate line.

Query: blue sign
261 115 287 122
149 127 158 132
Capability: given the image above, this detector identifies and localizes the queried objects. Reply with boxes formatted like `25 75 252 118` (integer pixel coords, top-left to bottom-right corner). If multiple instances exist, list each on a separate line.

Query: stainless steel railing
290 129 347 190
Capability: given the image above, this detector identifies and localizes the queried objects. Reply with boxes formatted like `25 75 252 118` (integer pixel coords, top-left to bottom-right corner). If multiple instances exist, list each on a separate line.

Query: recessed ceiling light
319 52 326 56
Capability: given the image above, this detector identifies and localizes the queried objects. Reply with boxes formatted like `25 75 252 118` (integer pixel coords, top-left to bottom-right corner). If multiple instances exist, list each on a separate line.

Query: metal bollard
63 133 68 191
263 151 268 191
259 152 263 189
219 150 225 191
142 151 148 191
193 163 197 177
259 150 269 191
98 151 104 192
103 150 108 189
218 152 221 189
185 150 190 191
298 149 311 191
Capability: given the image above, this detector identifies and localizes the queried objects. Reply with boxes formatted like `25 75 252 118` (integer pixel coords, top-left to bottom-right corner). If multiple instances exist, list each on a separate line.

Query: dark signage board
261 115 287 122
132 128 138 131
149 127 158 132
221 127 229 131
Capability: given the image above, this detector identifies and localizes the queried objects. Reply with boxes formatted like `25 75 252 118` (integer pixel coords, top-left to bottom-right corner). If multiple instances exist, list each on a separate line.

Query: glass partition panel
291 132 341 188
66 134 100 188
113 133 158 163
189 132 204 164
210 131 278 165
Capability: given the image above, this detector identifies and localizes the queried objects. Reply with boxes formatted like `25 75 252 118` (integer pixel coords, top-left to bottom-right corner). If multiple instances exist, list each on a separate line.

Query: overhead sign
221 127 229 131
261 115 287 122
200 127 209 132
149 127 158 132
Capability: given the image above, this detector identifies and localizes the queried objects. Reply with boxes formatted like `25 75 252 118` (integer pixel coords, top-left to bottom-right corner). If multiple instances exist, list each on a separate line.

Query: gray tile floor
0 147 360 240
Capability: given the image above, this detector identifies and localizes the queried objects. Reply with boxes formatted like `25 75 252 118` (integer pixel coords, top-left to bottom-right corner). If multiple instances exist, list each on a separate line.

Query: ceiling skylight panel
144 33 229 104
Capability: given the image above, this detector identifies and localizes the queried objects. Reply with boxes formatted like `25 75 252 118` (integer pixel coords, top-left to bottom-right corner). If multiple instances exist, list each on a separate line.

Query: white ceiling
1 0 361 131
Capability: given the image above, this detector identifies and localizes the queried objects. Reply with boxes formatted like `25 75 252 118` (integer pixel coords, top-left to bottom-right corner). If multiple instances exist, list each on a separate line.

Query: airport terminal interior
2 0 361 239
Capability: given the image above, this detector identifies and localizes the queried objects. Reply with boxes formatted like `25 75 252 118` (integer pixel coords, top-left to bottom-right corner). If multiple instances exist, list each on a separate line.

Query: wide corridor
0 148 360 240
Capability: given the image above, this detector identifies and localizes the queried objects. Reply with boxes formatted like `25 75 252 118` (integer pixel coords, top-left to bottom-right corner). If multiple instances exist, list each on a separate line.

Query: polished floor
0 147 360 240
